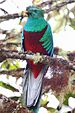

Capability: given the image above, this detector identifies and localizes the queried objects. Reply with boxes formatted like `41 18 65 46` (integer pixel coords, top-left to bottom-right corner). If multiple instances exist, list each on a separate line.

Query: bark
0 42 20 48
0 0 75 21
0 68 24 78
0 94 33 113
0 13 21 21
0 49 75 71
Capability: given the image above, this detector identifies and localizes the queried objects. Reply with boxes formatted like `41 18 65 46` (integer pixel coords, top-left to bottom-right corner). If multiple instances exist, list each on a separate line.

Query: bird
21 6 54 113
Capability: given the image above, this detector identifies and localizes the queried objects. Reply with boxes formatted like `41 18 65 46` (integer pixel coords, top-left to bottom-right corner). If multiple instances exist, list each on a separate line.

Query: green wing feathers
39 24 53 56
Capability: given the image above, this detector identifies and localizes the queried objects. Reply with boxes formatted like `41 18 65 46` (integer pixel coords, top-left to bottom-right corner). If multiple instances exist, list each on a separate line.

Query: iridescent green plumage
39 24 53 55
24 17 47 32
23 6 53 55
24 6 47 32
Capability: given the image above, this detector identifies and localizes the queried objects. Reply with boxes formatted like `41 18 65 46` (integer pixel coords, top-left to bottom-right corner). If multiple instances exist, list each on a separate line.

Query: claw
33 53 43 64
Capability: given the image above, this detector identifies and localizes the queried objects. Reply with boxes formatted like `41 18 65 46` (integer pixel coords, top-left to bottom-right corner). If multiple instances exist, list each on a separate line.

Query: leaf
40 99 48 107
32 0 41 4
1 60 9 69
1 60 20 70
47 108 56 113
9 61 20 70
69 18 75 30
63 92 75 105
40 95 48 107
0 81 19 92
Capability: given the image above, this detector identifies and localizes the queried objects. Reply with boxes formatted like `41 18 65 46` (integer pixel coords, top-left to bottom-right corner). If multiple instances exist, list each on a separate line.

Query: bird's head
26 6 44 18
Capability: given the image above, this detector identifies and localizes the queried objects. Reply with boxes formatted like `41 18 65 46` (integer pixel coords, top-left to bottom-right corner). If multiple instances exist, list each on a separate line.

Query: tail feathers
27 101 39 113
22 66 47 108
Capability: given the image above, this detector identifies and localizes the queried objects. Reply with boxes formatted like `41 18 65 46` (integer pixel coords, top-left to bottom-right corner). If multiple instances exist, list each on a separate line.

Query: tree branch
0 41 20 48
0 68 24 78
0 0 75 21
0 28 21 41
0 94 33 113
0 29 8 34
45 0 75 13
0 8 8 14
0 13 21 22
0 49 75 71
0 12 27 22
0 0 6 4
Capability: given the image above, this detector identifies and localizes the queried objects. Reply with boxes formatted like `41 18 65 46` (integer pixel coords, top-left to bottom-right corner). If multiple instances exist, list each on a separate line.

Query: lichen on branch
0 49 75 71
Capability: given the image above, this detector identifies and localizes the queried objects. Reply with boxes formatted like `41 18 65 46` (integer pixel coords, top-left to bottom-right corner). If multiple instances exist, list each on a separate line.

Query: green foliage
40 96 56 112
40 97 56 112
47 108 56 113
69 18 75 30
63 92 75 105
40 98 48 107
0 81 19 92
1 60 20 70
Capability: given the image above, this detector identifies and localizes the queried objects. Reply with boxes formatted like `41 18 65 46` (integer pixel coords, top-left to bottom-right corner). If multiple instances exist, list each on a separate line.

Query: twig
0 12 27 22
0 8 8 14
0 0 75 21
0 13 21 21
0 42 20 48
0 68 24 77
0 0 6 4
45 0 75 13
0 29 8 34
0 29 21 41
37 0 62 7
37 0 53 7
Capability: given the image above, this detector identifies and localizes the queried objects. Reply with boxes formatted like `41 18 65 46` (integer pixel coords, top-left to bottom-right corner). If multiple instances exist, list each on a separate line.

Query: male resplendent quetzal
21 6 54 113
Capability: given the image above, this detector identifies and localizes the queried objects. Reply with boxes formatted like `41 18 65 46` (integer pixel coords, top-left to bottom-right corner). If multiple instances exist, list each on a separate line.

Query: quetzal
21 6 54 113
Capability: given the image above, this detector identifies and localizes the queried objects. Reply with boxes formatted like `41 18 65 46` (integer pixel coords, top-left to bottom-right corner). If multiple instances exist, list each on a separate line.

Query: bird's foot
33 53 43 64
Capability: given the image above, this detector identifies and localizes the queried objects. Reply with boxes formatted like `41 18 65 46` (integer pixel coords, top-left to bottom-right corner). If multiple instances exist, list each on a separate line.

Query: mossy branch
0 49 75 71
